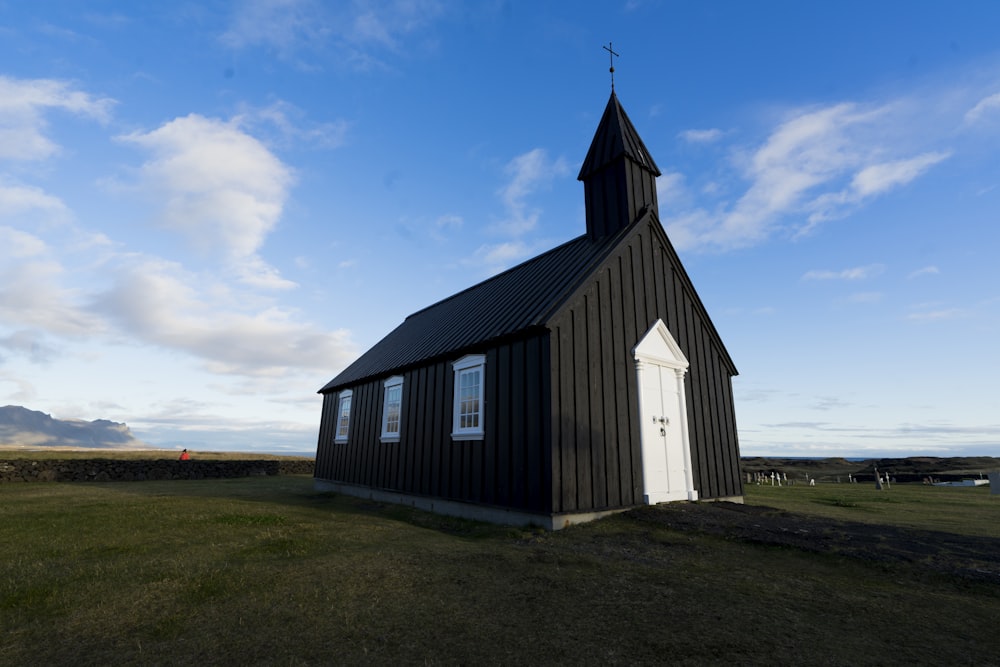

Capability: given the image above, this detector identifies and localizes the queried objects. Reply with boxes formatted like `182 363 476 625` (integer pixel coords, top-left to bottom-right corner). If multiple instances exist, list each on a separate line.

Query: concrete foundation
314 478 744 530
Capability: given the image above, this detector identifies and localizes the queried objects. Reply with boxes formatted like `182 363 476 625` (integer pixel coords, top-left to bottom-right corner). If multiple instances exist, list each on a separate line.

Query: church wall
314 332 553 514
548 218 743 513
549 251 644 514
649 224 744 500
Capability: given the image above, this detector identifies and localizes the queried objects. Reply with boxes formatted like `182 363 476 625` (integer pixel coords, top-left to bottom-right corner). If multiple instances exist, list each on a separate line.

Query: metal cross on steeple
603 41 620 90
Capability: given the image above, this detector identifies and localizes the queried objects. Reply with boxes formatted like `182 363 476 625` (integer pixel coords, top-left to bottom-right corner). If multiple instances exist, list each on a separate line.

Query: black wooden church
314 91 743 528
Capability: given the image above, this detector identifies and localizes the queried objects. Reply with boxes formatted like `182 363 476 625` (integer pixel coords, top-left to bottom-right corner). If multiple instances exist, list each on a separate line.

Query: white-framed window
380 376 404 442
451 354 485 441
334 389 352 443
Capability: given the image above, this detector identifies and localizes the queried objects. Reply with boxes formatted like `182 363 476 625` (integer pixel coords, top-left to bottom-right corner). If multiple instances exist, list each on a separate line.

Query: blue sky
1 1 998 457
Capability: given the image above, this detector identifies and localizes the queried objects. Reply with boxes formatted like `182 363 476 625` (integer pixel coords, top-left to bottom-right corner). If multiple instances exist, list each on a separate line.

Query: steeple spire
578 91 661 240
603 42 619 91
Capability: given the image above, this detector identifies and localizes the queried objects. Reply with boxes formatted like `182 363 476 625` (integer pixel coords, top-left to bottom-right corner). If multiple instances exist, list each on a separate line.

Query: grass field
0 449 310 461
747 481 999 538
2 476 997 666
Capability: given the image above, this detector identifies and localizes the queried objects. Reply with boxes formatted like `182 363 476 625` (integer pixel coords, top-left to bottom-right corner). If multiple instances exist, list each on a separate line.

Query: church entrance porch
634 320 698 504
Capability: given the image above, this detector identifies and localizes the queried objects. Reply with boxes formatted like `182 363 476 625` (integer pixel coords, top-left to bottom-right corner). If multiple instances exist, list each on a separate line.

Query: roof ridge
537 212 647 324
320 232 621 392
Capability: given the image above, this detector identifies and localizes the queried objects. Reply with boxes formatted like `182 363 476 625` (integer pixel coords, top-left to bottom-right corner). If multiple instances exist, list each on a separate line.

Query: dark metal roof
319 92 720 394
578 91 661 181
320 231 623 392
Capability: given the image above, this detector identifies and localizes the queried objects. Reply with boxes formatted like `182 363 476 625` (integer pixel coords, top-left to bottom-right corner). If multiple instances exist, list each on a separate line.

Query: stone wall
0 459 314 483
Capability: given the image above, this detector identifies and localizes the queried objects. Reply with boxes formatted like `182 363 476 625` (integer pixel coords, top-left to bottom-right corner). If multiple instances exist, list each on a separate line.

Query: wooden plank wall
314 333 553 514
583 160 658 240
550 263 642 513
548 220 743 513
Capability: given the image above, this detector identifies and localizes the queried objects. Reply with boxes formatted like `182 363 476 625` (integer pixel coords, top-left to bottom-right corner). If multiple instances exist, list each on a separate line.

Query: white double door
634 320 698 504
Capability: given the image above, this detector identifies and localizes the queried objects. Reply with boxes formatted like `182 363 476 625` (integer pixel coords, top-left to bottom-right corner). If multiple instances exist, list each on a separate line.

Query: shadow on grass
76 475 521 540
60 477 1000 579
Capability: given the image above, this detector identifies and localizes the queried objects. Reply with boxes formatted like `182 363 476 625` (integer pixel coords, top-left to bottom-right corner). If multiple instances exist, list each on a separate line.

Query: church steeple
578 91 661 240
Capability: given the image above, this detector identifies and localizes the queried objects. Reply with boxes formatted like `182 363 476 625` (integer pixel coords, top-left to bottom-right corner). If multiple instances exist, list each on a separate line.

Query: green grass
0 448 310 461
2 477 997 666
746 481 999 538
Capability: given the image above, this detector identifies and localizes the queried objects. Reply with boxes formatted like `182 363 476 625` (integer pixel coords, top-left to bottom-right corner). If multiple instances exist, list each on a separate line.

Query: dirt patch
625 502 1000 583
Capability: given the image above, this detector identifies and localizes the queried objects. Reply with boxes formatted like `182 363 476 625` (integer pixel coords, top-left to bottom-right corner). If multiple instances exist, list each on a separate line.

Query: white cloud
668 103 878 249
661 208 717 252
0 254 102 337
845 292 883 304
0 374 37 402
96 257 357 377
435 214 462 230
964 91 1000 124
0 181 70 223
220 0 325 53
463 240 545 276
352 10 397 49
655 172 688 202
0 225 48 258
733 104 877 230
908 265 940 279
477 241 529 265
905 300 969 321
233 255 298 290
0 329 57 363
678 128 723 143
802 150 950 231
850 152 951 197
0 223 108 343
494 148 569 236
0 76 114 161
220 0 446 69
802 264 884 281
341 0 446 51
118 114 295 288
235 100 349 149
657 172 723 206
131 412 320 452
906 308 965 321
429 213 463 241
664 100 952 251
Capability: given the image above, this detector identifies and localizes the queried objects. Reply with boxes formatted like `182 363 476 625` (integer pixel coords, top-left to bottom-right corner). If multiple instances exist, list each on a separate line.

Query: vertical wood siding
315 216 742 516
548 220 743 513
314 333 554 514
583 161 659 240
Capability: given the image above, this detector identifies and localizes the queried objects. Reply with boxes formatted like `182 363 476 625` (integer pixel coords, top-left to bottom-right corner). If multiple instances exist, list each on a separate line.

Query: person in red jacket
179 449 191 461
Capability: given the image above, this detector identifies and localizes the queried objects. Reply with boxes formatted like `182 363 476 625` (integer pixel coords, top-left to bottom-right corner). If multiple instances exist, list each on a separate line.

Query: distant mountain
0 405 148 449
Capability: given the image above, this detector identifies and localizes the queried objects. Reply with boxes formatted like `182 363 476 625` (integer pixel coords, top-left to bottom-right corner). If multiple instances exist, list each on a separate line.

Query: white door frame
633 319 698 503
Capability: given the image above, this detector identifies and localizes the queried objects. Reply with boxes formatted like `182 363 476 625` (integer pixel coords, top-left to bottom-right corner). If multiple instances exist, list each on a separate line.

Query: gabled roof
577 90 661 181
319 91 733 394
320 230 625 392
